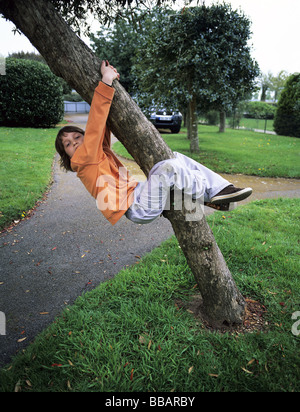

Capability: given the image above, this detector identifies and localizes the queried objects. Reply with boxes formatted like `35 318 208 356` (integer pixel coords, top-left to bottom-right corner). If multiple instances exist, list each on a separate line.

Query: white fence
64 101 90 113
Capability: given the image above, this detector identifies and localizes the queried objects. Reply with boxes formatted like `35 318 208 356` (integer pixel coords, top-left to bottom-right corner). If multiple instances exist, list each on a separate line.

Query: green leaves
274 73 300 137
0 58 64 128
133 4 259 114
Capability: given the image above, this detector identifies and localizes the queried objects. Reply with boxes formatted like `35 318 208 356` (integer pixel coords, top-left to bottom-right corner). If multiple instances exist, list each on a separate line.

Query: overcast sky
0 0 299 76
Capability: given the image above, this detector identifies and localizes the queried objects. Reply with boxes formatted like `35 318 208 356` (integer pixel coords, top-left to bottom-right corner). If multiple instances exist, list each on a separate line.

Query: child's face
61 132 84 158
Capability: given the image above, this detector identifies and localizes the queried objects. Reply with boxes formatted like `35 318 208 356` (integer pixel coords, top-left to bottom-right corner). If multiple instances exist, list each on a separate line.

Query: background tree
244 101 276 120
273 73 300 138
0 0 247 327
9 50 46 63
269 70 289 102
90 16 137 93
259 72 272 102
50 0 179 33
259 70 289 102
134 4 259 151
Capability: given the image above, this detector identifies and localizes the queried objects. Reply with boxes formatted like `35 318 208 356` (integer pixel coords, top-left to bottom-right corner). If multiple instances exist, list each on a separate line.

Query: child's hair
55 125 85 172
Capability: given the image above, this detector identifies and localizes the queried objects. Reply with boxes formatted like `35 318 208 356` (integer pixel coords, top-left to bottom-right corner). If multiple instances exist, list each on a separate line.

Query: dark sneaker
210 185 252 204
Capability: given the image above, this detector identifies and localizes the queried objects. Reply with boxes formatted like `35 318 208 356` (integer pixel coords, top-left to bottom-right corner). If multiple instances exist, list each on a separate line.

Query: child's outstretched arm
71 61 119 165
101 61 120 150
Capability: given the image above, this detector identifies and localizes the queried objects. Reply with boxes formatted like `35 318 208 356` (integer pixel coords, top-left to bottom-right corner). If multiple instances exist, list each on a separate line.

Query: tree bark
186 104 191 140
189 95 199 153
0 0 246 327
219 111 226 133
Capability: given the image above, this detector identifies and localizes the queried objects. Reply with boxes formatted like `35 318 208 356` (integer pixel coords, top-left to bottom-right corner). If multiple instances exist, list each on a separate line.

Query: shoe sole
210 187 252 205
205 202 237 211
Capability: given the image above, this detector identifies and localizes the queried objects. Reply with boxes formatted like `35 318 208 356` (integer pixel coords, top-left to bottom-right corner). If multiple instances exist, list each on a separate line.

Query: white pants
125 152 230 224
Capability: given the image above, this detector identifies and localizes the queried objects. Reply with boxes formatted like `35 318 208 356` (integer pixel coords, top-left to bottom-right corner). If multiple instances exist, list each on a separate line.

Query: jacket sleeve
103 126 111 150
72 81 115 165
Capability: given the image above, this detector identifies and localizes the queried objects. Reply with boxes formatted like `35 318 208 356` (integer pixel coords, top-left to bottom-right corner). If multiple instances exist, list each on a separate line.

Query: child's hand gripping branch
101 60 120 86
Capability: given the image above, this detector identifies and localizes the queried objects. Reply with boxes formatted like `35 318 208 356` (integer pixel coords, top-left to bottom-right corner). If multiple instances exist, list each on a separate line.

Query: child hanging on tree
55 61 252 225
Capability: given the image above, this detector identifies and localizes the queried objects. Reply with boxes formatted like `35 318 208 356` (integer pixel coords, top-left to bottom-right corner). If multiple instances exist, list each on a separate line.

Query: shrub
244 101 276 119
204 110 219 125
0 58 64 128
273 73 300 138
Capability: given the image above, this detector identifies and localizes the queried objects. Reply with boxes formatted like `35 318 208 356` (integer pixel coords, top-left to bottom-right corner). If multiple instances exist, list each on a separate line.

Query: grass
113 125 300 178
231 117 274 132
0 127 58 231
199 116 275 132
0 197 299 392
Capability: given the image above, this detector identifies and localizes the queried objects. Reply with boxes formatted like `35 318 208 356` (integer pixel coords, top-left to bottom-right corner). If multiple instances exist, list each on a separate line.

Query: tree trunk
163 207 246 326
219 111 226 133
186 104 191 140
0 0 246 327
189 95 199 153
260 84 267 101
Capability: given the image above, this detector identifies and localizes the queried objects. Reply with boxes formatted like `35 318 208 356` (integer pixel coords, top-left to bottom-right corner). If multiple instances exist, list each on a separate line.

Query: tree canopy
132 4 259 150
90 4 259 152
49 0 180 32
258 70 290 102
135 5 259 110
90 17 137 93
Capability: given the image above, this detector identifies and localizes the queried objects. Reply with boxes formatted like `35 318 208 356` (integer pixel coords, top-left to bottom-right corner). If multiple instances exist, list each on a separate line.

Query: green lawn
1 198 299 392
231 117 274 132
199 116 275 132
113 125 300 178
0 127 57 230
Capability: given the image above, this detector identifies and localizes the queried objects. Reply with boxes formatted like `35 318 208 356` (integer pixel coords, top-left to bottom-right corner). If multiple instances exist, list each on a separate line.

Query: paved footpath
0 114 299 367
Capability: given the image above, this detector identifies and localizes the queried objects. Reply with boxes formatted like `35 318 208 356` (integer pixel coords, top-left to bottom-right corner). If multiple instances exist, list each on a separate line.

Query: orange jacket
71 81 138 225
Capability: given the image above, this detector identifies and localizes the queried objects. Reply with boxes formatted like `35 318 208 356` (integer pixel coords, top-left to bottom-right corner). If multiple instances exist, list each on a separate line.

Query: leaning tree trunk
0 0 246 327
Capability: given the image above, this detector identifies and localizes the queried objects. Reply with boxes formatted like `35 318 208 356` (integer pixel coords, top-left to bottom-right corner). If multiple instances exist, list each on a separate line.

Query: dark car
150 109 182 133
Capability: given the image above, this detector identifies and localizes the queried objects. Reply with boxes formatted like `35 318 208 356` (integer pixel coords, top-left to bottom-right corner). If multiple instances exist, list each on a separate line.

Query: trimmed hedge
0 58 64 128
